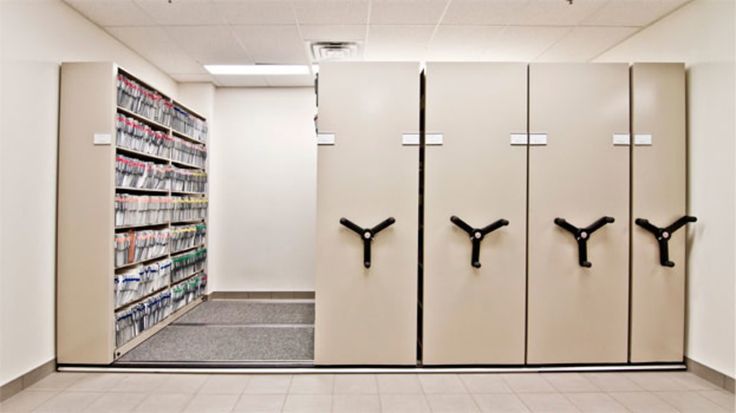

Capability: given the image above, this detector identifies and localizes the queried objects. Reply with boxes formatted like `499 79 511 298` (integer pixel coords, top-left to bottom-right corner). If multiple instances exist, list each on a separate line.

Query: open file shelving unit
57 62 208 364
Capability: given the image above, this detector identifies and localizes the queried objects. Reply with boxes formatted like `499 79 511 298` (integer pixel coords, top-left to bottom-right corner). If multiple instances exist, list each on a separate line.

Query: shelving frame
57 62 209 364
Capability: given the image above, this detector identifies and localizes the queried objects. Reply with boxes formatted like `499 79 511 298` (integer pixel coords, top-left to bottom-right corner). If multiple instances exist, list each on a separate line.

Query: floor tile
334 375 378 394
82 392 147 413
698 389 735 411
25 373 87 391
623 372 687 392
668 372 722 390
109 374 169 393
418 374 467 394
654 390 729 413
243 375 292 394
517 393 579 413
133 393 194 413
332 395 380 413
288 375 334 394
282 394 332 413
67 373 129 392
380 394 430 413
426 394 480 412
501 375 556 393
198 375 250 395
33 391 103 412
0 390 57 412
473 394 531 412
232 394 285 412
564 392 627 413
377 374 423 394
542 373 598 393
156 374 208 393
608 391 677 412
183 393 239 413
582 373 642 392
461 374 513 394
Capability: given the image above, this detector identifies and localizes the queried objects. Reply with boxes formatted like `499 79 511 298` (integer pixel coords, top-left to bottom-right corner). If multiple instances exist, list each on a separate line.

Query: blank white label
93 133 111 145
510 133 527 145
613 133 631 145
529 133 547 145
317 133 335 145
426 133 443 145
402 133 420 145
635 134 653 145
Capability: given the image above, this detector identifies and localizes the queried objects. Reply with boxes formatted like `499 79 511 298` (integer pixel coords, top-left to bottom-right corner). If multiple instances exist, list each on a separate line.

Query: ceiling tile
509 0 608 26
265 74 316 86
171 73 216 83
442 0 530 25
231 25 309 64
212 0 296 25
292 0 369 25
428 25 505 61
299 24 367 41
364 24 434 61
213 75 269 87
486 26 571 61
107 26 207 74
582 0 690 27
65 0 156 27
369 0 449 25
134 0 224 25
536 26 638 61
165 26 253 65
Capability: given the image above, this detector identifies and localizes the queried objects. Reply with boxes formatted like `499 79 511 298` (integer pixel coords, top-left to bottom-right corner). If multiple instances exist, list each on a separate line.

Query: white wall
0 0 177 386
212 88 316 292
598 0 735 378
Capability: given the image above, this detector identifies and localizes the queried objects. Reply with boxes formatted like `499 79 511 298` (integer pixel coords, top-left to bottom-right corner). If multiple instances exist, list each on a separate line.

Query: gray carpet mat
118 325 314 362
174 300 314 325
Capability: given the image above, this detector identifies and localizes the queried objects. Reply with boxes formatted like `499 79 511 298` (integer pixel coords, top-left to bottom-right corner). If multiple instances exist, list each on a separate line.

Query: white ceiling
64 0 691 87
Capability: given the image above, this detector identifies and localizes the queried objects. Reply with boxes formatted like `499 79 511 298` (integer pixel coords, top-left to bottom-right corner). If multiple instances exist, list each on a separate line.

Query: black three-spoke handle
450 216 509 268
554 216 615 268
635 216 697 267
340 217 396 268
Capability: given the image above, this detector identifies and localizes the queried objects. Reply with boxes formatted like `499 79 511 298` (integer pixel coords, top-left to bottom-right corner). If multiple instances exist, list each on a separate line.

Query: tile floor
1 371 733 412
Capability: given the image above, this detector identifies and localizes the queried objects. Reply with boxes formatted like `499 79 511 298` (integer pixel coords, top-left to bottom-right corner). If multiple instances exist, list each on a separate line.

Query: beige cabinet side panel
423 62 527 365
527 63 630 364
315 62 419 365
57 62 116 364
630 63 687 362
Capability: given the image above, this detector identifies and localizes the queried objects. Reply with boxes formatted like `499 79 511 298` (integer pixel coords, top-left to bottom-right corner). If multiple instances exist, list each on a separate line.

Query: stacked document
117 74 172 126
115 289 173 346
172 197 208 222
172 273 207 311
114 258 172 307
172 106 207 143
116 155 171 190
171 167 207 193
116 114 173 158
172 136 207 168
115 195 173 227
114 229 171 267
170 224 206 252
171 248 207 283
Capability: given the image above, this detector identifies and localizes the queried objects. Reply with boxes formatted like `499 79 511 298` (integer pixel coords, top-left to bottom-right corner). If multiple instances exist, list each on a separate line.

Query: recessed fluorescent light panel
204 65 311 76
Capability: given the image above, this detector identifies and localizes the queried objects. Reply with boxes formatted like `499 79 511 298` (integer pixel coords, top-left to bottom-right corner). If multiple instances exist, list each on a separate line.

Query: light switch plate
510 133 527 145
613 133 630 145
93 133 111 145
635 134 653 145
317 133 335 145
529 133 547 145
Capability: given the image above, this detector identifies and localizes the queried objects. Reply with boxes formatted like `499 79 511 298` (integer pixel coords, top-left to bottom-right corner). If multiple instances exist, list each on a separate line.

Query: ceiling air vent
309 41 362 62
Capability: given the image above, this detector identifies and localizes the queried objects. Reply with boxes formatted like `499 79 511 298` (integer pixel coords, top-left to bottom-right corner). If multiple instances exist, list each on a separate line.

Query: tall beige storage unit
315 62 419 365
423 63 527 365
57 62 208 364
527 63 629 364
630 63 690 362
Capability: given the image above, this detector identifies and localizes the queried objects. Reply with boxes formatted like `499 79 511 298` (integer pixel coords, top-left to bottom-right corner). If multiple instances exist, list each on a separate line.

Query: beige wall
0 0 177 386
212 88 316 292
597 0 735 378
